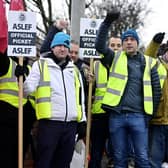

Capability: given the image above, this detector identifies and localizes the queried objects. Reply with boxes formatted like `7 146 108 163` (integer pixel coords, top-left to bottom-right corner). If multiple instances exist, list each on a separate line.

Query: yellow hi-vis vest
156 60 167 88
102 51 156 115
0 58 27 108
35 60 83 121
91 61 107 114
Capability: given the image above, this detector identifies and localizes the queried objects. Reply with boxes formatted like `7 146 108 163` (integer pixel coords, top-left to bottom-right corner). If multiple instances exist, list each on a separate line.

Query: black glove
15 64 29 78
104 11 120 24
76 121 86 141
153 32 165 44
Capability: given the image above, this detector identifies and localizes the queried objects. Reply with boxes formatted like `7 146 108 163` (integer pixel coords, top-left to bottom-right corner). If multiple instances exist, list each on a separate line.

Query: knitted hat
50 32 70 49
121 29 139 44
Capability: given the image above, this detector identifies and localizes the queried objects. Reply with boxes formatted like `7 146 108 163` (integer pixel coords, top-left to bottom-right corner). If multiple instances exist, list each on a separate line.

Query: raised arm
145 32 165 58
40 20 69 54
95 11 120 67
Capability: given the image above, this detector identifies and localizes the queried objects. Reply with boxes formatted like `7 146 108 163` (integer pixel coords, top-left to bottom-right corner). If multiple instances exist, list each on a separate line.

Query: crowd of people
1 8 168 168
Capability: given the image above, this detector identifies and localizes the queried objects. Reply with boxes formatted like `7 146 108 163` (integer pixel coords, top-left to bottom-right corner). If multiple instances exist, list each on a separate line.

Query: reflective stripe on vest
0 58 27 107
35 60 51 119
156 61 167 88
102 51 156 115
91 61 107 114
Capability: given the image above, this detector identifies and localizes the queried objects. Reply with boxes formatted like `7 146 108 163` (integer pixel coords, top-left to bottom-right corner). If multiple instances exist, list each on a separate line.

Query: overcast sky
140 0 168 45
55 0 168 45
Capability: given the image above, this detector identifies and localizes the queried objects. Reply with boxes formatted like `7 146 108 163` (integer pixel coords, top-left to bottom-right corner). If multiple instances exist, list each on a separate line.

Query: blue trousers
109 111 150 168
149 125 168 168
35 119 77 168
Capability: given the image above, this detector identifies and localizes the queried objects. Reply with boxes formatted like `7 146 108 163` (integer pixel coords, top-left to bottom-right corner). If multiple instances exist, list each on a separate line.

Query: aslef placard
8 11 36 57
79 18 103 58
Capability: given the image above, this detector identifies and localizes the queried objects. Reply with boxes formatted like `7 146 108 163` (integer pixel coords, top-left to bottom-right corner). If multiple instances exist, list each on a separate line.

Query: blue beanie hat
50 32 70 49
121 29 139 44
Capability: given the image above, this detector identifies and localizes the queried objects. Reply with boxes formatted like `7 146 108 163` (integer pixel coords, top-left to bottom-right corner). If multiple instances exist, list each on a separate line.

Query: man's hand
104 10 120 24
54 19 69 31
153 32 165 44
76 121 86 141
15 64 29 77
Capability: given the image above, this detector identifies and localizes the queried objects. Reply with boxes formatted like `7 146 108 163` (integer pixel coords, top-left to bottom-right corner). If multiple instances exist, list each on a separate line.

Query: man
89 35 122 168
145 33 168 168
108 35 122 52
40 21 89 105
22 32 86 168
95 11 161 168
0 50 36 168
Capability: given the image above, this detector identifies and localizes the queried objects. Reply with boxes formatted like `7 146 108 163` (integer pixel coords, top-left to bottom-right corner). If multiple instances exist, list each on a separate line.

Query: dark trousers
0 101 36 168
36 119 77 168
89 115 109 168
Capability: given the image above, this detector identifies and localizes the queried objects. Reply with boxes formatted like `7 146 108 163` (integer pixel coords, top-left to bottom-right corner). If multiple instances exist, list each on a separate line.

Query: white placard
79 18 103 58
8 11 36 57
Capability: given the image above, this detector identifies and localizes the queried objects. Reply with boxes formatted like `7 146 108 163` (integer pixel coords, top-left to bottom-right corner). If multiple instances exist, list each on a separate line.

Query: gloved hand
153 32 165 44
15 64 29 78
104 10 120 24
76 121 86 141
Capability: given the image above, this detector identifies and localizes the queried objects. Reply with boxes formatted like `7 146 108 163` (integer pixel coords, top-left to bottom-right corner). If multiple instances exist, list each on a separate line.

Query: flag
0 0 7 53
9 0 25 11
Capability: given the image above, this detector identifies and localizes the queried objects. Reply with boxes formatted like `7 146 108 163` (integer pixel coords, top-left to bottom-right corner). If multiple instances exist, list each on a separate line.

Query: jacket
145 40 168 124
23 57 86 122
95 21 161 115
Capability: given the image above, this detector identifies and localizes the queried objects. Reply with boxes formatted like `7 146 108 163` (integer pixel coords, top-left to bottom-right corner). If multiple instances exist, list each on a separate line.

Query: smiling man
22 32 86 168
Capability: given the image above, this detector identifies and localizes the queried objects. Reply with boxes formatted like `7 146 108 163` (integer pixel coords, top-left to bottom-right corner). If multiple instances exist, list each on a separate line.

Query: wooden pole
18 56 23 168
84 58 94 168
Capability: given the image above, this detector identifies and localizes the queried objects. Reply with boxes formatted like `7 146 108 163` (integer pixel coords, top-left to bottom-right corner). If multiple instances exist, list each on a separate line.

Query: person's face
51 45 69 60
122 37 138 56
69 43 79 62
109 37 122 52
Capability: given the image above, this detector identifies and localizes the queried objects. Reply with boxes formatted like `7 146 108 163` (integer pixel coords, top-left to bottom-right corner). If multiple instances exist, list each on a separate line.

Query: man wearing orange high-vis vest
95 11 162 168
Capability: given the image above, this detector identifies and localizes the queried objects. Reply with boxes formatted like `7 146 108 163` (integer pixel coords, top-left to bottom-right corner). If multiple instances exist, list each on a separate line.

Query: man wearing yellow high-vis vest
89 36 122 168
95 11 162 168
22 32 86 168
0 49 36 168
145 33 168 168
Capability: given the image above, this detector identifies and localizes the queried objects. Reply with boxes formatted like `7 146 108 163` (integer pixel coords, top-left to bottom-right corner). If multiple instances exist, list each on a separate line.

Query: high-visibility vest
0 58 27 108
156 60 167 88
102 51 156 115
35 60 83 121
91 61 107 114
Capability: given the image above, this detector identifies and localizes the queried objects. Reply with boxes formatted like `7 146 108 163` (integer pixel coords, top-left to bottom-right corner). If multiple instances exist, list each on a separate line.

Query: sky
140 0 168 45
6 0 167 45
55 0 168 46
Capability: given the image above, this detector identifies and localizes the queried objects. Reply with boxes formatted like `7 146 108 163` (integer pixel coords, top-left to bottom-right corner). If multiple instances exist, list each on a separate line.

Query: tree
5 0 150 37
85 0 151 36
5 0 151 53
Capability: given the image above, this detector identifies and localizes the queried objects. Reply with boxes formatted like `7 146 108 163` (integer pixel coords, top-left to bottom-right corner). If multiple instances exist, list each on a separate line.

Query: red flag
9 0 25 11
0 0 8 53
